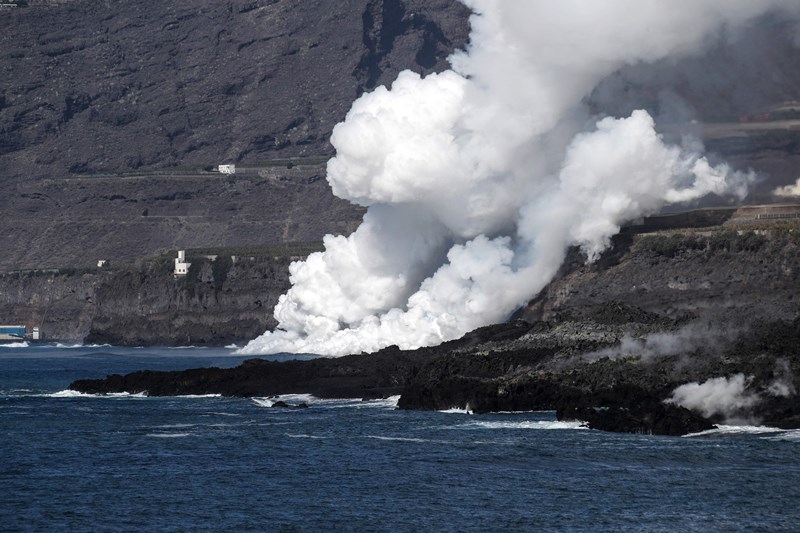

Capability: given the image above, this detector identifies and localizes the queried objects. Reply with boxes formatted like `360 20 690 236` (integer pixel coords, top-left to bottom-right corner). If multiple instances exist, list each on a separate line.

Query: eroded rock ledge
70 306 800 436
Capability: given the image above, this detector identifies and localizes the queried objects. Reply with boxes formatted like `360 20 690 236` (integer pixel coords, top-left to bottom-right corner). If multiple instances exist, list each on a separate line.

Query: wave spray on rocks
241 0 800 356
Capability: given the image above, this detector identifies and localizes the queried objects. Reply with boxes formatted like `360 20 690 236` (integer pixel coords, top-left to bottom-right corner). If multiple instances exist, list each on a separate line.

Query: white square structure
174 250 191 276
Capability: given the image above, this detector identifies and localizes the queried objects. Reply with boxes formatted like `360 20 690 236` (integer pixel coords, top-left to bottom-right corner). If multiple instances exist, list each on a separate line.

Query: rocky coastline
70 216 800 436
5 2 800 437
70 308 800 436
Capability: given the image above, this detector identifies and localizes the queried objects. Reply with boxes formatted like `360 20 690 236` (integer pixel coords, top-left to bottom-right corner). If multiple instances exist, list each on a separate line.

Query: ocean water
2 345 799 532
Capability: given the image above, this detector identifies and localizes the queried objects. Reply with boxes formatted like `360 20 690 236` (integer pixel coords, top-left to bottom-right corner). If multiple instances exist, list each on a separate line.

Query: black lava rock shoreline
69 306 800 436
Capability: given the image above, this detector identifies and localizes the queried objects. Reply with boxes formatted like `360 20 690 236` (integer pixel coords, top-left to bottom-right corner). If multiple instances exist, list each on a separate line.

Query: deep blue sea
1 344 799 532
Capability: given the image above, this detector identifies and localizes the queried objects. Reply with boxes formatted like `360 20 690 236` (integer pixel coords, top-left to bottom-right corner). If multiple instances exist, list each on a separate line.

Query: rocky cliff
0 164 361 271
70 217 800 435
1 0 470 179
0 247 313 344
3 2 800 272
0 0 470 270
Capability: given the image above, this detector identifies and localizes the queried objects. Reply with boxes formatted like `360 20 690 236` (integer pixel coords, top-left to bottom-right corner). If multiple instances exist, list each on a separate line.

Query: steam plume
242 1 799 356
773 177 800 198
667 374 760 422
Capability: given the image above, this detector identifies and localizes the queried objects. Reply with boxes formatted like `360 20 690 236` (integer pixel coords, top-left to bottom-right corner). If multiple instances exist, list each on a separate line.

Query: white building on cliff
174 250 191 276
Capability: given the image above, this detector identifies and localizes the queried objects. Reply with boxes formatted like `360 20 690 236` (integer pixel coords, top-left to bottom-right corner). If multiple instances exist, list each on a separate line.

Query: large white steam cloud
242 0 800 356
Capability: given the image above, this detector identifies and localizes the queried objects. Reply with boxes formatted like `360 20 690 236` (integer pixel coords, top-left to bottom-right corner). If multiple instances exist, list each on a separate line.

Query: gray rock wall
0 254 295 345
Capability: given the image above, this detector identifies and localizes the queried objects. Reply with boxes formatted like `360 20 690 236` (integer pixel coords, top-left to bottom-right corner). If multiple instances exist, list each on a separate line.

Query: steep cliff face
0 270 101 341
0 0 470 179
0 165 361 270
0 0 470 270
0 253 298 344
526 220 800 325
2 2 800 274
85 256 293 346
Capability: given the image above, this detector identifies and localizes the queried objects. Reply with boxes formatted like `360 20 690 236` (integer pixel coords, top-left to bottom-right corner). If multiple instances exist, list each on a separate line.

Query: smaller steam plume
667 374 760 423
668 363 797 424
580 323 731 363
773 178 800 198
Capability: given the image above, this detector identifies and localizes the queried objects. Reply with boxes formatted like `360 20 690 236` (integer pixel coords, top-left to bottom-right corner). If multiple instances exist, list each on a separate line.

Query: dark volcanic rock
0 0 470 270
558 402 714 437
71 346 435 399
554 384 715 436
67 224 800 434
0 252 297 344
0 0 470 180
84 255 294 346
69 310 800 435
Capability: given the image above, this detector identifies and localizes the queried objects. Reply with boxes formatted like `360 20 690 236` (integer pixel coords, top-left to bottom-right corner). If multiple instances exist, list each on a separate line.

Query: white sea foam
146 432 193 438
252 394 399 409
49 390 96 398
170 345 206 349
685 425 787 438
251 398 275 408
251 394 315 408
52 343 112 349
0 342 29 348
763 431 800 443
285 433 328 439
274 393 316 404
366 435 448 444
438 407 473 415
358 395 401 409
48 390 148 398
458 420 588 431
50 390 227 399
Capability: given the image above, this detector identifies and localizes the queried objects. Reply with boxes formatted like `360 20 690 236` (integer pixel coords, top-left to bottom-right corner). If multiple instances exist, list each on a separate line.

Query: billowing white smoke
667 374 760 422
773 177 800 198
668 365 796 424
242 0 799 356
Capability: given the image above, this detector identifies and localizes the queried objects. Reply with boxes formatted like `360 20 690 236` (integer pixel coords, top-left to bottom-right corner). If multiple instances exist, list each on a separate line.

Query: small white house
174 250 191 276
218 164 236 175
97 260 107 268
